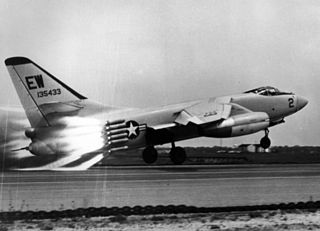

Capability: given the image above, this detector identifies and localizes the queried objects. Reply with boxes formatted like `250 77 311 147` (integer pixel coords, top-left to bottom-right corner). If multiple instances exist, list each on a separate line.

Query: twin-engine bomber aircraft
3 57 308 170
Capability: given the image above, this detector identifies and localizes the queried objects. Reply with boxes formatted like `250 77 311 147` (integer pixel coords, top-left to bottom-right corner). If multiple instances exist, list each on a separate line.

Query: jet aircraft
2 57 308 170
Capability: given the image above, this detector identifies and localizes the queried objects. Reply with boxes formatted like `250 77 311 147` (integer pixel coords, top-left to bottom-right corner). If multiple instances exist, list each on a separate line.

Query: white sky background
0 0 319 146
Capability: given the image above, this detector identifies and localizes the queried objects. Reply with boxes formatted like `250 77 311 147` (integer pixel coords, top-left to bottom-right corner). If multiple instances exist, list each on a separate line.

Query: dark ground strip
1 200 319 221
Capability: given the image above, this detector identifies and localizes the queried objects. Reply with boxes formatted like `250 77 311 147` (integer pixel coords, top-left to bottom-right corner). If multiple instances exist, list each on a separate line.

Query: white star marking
127 122 138 138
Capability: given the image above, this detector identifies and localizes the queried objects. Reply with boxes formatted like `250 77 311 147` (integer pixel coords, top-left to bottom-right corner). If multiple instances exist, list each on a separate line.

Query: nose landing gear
260 129 271 149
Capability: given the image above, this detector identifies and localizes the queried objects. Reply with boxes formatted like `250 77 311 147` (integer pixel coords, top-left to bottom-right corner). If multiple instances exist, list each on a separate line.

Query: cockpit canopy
244 86 292 96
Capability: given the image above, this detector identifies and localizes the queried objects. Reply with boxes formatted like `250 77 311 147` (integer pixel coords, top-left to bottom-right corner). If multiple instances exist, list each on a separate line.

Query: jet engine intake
201 112 270 138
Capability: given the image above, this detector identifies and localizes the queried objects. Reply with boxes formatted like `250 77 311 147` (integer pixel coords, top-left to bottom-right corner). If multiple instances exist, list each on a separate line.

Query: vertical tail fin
5 57 87 127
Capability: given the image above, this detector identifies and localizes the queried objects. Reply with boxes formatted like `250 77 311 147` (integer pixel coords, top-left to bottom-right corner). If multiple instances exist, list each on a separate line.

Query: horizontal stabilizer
39 102 83 115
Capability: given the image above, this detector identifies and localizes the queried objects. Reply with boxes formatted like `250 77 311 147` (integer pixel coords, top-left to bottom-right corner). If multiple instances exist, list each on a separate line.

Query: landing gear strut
260 129 271 149
142 146 158 164
169 143 186 165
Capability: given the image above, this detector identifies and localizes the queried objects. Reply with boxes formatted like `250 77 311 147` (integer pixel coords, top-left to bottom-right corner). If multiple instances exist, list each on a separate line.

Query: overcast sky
0 0 319 146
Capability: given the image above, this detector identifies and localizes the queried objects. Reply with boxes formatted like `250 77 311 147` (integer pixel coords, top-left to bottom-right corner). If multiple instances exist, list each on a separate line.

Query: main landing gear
260 129 271 149
170 143 186 165
142 146 158 164
142 143 187 165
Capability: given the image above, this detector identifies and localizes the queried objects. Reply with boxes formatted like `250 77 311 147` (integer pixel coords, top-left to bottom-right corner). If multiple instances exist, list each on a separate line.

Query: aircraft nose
296 96 308 111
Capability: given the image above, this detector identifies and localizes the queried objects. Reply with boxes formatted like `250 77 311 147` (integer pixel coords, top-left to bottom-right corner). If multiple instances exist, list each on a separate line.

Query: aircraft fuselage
3 57 308 169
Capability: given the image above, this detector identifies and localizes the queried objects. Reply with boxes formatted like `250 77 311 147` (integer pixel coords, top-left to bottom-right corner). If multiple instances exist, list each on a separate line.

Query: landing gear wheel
170 147 186 165
260 136 271 149
142 146 158 164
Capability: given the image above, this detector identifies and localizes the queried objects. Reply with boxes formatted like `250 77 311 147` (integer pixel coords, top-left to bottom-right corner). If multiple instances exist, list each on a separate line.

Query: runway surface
1 164 320 211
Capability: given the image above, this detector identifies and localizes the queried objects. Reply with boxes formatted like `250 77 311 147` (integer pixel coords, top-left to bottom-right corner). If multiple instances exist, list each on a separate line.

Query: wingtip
5 57 32 66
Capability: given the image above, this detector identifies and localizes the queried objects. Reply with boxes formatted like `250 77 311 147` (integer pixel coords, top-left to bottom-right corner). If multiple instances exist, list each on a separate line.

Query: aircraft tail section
5 57 87 127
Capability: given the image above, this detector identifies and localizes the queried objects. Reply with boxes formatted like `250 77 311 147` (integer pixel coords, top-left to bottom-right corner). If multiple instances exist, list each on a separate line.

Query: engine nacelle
28 140 56 156
25 128 36 139
201 112 270 138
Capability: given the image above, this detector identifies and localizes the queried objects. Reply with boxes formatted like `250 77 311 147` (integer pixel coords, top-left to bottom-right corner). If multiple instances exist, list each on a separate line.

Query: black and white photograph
0 0 319 230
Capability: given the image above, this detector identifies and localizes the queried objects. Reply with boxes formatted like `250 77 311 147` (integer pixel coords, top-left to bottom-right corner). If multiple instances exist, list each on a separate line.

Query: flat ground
2 164 320 211
2 209 320 231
